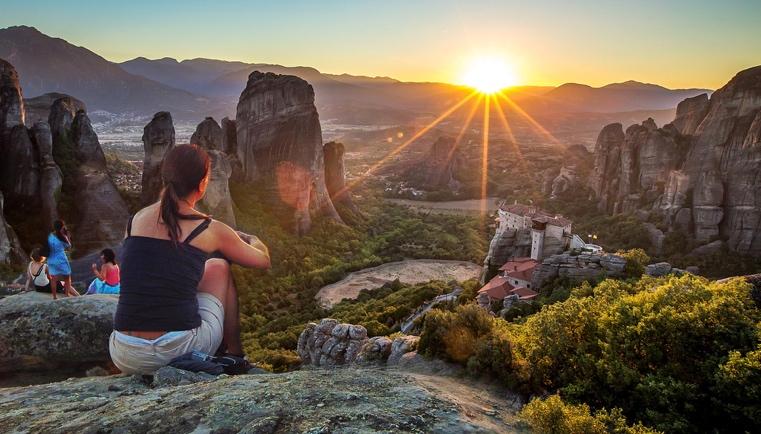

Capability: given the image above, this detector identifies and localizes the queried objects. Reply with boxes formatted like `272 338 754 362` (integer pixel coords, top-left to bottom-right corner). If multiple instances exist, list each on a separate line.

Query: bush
617 248 650 278
520 395 660 434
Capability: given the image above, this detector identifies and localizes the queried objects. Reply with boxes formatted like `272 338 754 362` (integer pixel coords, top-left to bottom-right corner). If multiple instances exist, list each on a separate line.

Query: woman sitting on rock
47 220 80 299
110 144 270 375
24 247 51 294
86 248 121 294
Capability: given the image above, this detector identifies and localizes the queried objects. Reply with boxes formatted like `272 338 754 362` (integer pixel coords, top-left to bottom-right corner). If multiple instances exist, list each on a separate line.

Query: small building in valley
499 257 539 289
477 273 539 307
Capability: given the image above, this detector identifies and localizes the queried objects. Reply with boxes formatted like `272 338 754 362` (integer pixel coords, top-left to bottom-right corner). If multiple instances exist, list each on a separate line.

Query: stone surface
531 252 627 288
388 335 420 365
297 319 368 367
0 368 520 433
0 124 39 206
689 240 725 256
323 141 355 210
69 110 130 253
0 292 117 373
588 66 761 256
643 223 665 256
549 166 578 199
141 111 175 205
355 336 393 364
190 117 236 226
645 262 673 277
30 121 62 230
0 58 24 132
48 95 86 143
235 71 341 234
0 192 25 265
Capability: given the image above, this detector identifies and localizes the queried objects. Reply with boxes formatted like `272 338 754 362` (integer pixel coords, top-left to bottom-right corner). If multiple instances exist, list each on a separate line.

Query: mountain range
0 25 711 123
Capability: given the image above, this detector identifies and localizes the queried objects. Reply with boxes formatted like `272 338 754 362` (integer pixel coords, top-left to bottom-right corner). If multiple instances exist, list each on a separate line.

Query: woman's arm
24 265 32 291
211 221 271 269
91 263 105 280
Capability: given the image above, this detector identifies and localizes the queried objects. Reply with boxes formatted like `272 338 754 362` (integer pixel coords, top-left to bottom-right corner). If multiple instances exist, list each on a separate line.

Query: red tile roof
502 203 572 228
499 257 539 281
510 286 539 300
478 276 514 300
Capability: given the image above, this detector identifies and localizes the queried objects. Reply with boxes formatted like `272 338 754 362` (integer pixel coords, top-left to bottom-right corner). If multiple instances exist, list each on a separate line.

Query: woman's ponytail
158 144 211 244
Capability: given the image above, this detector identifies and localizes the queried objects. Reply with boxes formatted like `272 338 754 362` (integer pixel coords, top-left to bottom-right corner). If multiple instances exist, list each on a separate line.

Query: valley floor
315 259 483 308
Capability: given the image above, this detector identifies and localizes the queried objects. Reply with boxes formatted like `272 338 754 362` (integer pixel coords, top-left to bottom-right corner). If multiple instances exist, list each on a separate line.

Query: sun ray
495 91 564 147
480 95 491 218
441 93 483 174
491 94 528 170
337 90 479 196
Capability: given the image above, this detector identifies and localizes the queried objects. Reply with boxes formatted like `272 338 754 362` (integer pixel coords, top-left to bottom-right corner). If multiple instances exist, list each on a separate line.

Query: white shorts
109 293 224 374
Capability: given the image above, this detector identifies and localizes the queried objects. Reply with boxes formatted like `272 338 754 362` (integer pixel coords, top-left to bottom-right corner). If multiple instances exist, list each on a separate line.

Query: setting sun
460 56 519 93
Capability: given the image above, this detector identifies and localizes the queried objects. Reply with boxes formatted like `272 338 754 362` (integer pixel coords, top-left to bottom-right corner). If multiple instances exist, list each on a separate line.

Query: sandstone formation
531 252 627 288
190 117 236 226
189 116 223 151
323 141 355 210
221 116 237 155
141 111 175 205
482 226 564 283
0 367 519 432
31 121 63 230
0 292 117 373
296 319 368 366
416 136 465 192
24 92 84 124
549 165 578 199
588 66 761 255
0 192 24 265
235 71 341 234
48 95 86 141
67 110 130 252
0 58 24 132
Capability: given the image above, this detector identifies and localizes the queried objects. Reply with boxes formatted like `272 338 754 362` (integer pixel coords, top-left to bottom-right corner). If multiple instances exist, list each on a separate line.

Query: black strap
126 215 134 237
183 219 212 245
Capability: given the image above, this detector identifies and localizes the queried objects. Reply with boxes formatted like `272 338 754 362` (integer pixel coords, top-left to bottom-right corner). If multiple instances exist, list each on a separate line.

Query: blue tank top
113 217 211 331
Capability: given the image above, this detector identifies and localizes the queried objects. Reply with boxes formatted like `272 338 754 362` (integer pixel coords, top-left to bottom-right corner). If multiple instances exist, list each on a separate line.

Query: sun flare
460 56 518 94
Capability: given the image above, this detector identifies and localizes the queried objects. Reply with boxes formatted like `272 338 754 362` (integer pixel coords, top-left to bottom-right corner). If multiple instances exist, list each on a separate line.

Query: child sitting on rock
87 248 121 294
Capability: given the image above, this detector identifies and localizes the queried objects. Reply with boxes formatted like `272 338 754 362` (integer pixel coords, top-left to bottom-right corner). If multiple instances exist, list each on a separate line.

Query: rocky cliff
141 111 176 206
588 65 761 255
235 71 342 234
191 117 236 226
323 141 356 211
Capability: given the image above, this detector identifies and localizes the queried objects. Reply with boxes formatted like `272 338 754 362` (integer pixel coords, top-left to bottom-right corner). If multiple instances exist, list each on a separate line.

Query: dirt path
316 259 482 308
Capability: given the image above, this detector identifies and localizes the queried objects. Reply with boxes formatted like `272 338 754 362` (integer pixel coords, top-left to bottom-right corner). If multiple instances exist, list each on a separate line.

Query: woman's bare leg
197 259 243 356
50 276 59 300
62 276 80 297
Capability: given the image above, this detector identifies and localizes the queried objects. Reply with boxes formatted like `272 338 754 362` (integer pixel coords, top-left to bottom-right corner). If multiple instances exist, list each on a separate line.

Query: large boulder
141 111 175 205
48 95 86 142
235 71 341 234
189 116 223 151
0 367 518 432
296 319 368 366
0 292 117 373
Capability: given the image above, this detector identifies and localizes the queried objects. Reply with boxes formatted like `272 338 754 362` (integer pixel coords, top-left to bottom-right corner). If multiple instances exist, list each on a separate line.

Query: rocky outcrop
323 141 355 209
387 335 420 365
24 92 84 125
588 65 761 256
483 228 532 276
235 71 341 234
0 125 39 206
190 117 236 226
48 95 86 141
66 110 130 253
297 319 368 366
0 292 117 373
0 192 25 265
141 111 175 205
31 121 62 230
672 93 710 136
190 116 223 151
531 252 627 288
0 367 518 433
0 58 24 132
549 165 578 199
221 116 237 155
419 136 464 191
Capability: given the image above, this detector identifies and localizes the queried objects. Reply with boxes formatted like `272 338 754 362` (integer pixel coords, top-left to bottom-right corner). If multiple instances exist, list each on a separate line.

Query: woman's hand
236 231 253 245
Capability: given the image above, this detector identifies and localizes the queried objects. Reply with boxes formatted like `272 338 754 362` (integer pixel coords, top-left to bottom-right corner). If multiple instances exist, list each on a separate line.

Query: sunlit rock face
190 117 236 227
589 65 761 255
323 141 355 210
141 111 175 206
235 71 341 234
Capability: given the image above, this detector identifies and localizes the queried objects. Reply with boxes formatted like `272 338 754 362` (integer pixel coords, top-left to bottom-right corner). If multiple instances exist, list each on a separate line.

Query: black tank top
113 216 211 331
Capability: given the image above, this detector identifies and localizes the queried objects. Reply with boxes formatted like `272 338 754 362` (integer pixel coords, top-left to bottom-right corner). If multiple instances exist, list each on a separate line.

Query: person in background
24 247 52 294
110 144 270 375
47 220 80 299
87 248 121 294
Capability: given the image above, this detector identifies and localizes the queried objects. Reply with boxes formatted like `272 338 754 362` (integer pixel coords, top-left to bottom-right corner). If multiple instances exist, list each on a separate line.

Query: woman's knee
199 259 231 295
